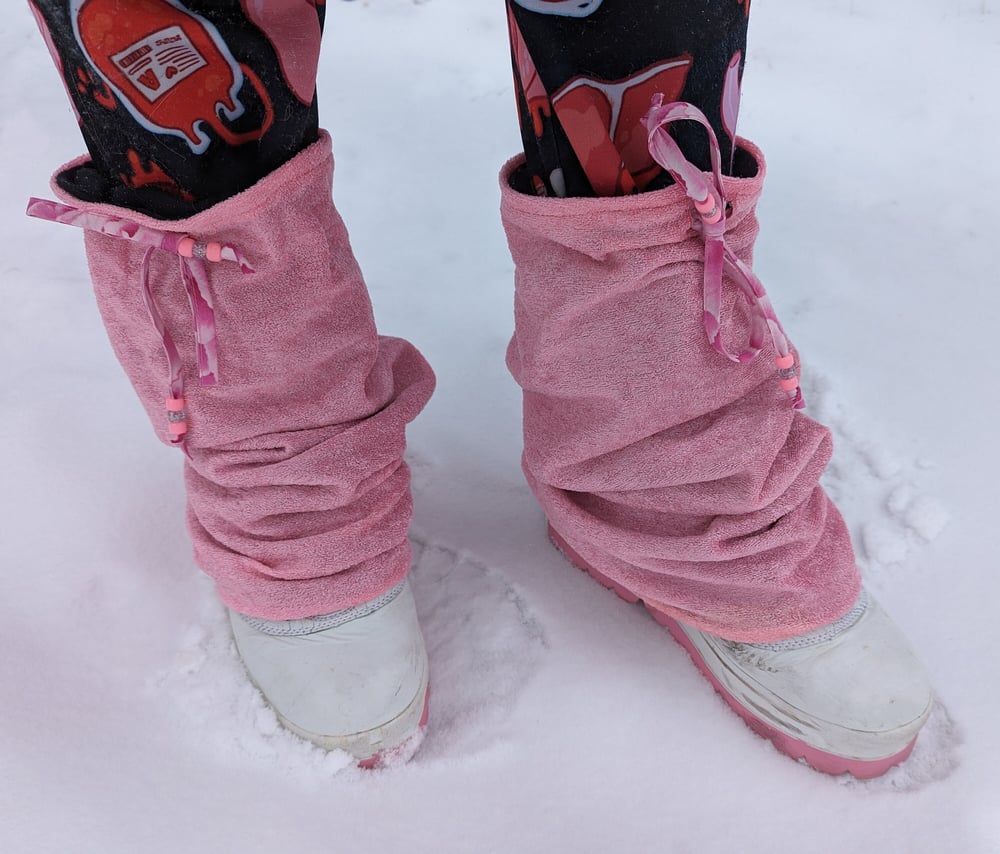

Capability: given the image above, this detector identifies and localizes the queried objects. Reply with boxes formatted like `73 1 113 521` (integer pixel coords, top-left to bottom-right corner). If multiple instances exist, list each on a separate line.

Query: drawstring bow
26 197 255 444
642 96 804 409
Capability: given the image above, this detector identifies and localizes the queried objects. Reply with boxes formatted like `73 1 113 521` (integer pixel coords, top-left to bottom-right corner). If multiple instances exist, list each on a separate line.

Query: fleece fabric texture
501 141 861 643
53 132 435 620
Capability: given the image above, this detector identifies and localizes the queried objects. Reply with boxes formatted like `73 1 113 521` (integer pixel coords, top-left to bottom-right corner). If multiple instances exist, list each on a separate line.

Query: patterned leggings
29 0 749 217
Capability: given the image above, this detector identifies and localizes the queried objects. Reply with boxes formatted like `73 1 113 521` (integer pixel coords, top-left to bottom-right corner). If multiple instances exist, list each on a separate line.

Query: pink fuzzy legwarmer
53 133 435 619
501 143 861 643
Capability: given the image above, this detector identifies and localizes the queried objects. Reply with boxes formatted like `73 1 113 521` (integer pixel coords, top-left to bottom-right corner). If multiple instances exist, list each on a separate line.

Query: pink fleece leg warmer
501 141 861 643
51 132 435 619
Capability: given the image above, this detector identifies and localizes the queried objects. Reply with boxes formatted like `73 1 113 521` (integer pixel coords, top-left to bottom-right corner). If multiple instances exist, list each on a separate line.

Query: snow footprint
841 698 963 793
804 367 950 581
408 534 545 761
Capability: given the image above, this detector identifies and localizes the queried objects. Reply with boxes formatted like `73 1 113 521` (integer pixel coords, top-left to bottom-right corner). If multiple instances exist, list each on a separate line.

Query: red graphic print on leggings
71 0 273 153
550 58 691 195
508 0 751 196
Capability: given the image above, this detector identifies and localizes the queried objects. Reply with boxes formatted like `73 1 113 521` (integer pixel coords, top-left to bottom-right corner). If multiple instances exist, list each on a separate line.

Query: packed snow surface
2 1 998 851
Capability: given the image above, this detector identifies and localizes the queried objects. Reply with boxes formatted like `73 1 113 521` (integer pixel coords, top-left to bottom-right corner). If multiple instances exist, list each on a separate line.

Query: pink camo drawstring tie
26 198 255 444
641 96 804 409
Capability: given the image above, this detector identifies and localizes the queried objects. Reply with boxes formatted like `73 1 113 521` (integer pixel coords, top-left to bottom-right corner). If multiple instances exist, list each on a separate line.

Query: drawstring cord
26 198 255 444
641 96 804 409
28 108 797 451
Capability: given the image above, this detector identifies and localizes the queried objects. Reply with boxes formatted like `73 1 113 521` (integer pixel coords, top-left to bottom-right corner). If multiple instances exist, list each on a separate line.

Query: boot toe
710 593 932 760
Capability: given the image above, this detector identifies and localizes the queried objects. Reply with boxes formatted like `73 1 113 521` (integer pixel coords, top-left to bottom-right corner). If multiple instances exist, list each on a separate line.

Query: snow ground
2 1 998 851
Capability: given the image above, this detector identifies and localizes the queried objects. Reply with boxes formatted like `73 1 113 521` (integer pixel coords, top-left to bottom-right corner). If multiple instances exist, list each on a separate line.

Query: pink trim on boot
44 133 435 619
501 136 860 643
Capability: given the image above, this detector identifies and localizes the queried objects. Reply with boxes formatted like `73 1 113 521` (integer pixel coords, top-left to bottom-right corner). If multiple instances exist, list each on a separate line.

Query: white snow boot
229 580 429 767
660 590 933 777
557 521 931 778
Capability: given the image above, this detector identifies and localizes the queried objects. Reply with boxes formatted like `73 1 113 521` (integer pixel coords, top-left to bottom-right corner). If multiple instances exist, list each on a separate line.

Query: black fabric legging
507 0 750 197
30 0 748 217
29 0 326 219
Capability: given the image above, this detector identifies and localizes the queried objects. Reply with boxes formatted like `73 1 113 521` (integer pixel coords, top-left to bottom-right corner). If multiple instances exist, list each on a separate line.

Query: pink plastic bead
775 354 795 370
168 421 188 436
166 396 186 411
779 376 800 392
694 193 723 224
178 237 195 258
694 194 716 214
206 242 223 263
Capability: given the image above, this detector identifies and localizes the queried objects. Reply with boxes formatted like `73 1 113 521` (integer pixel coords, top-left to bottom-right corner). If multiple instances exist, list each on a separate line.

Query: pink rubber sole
357 685 431 770
547 525 918 779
